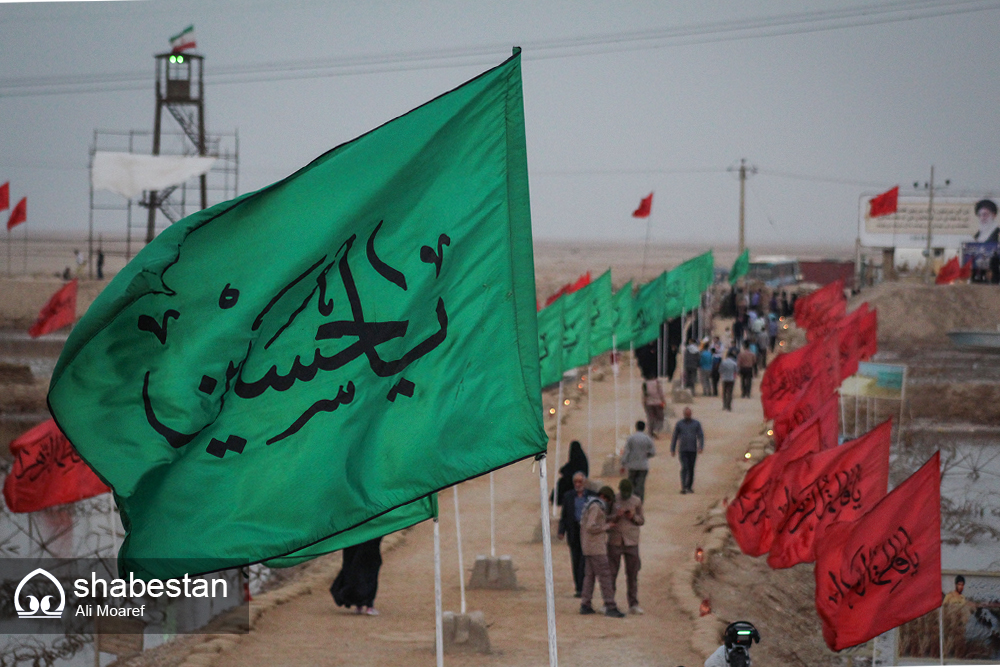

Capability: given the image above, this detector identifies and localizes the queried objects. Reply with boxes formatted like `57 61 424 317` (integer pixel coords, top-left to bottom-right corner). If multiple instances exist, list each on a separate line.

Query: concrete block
467 555 518 590
442 611 491 654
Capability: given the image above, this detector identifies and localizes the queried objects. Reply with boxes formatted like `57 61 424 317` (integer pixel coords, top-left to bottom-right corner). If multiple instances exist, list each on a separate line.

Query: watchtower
146 51 207 243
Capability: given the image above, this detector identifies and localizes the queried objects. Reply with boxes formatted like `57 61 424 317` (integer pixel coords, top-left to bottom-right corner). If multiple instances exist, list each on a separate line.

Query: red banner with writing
3 419 110 513
774 392 839 453
28 280 77 338
760 335 839 420
766 419 892 569
727 421 824 557
794 279 846 331
814 452 941 651
808 303 871 378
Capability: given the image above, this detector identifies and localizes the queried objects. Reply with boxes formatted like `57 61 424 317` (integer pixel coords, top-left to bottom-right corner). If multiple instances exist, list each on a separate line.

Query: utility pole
915 166 950 282
728 158 757 254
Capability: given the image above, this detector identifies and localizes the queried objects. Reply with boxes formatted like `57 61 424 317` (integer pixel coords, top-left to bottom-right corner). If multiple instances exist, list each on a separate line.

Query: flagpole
434 518 444 667
551 380 563 518
938 606 944 664
537 454 559 667
452 486 466 615
22 222 27 275
489 472 496 558
586 364 593 461
612 334 620 453
629 343 636 427
6 229 10 278
854 394 860 439
641 216 652 282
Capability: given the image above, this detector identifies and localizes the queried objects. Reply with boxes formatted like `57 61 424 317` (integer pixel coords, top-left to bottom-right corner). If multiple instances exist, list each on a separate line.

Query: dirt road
211 360 764 667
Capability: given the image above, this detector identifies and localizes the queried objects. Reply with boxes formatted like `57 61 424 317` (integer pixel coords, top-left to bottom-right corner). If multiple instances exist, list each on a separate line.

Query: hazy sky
2 0 999 250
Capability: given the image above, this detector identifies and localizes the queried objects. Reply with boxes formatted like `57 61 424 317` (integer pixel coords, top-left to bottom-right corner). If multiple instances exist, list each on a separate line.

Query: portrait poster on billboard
859 196 996 250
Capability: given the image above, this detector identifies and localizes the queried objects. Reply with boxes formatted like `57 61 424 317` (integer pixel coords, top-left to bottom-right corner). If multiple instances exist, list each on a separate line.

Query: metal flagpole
552 380 563 517
612 334 620 452
6 230 10 277
586 365 593 461
22 222 27 275
840 393 846 442
938 606 944 664
537 455 559 667
434 519 444 667
629 343 636 424
489 472 496 558
854 394 860 438
453 486 466 615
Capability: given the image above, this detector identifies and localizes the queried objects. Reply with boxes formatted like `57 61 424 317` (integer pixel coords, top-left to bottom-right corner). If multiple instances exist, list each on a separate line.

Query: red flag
0 182 8 211
868 186 899 218
727 421 824 556
632 193 653 218
6 196 26 231
773 392 840 452
958 259 972 281
541 271 591 309
28 279 78 338
794 279 846 331
934 256 960 285
766 420 893 570
808 303 870 377
3 419 110 513
760 335 839 420
857 308 877 360
814 452 941 651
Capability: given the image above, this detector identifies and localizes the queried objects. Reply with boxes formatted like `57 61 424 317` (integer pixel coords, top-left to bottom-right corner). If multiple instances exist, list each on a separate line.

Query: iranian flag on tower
170 25 196 53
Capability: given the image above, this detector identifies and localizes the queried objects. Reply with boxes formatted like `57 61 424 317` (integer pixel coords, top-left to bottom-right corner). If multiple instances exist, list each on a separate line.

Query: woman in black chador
330 536 383 615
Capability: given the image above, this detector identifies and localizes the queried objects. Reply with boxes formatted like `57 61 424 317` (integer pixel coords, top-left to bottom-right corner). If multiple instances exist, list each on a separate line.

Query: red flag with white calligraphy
814 451 940 651
28 279 77 338
3 419 110 513
794 279 846 331
766 419 892 570
774 392 839 452
760 335 839 420
727 420 824 557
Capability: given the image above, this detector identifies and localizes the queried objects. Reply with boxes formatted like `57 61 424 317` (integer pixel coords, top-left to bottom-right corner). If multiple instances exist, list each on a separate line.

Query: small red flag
856 307 878 361
934 256 961 285
28 279 78 338
0 182 9 211
958 259 972 281
868 186 899 218
814 451 941 651
542 271 591 309
727 421 824 557
808 303 871 377
766 419 893 570
632 193 653 218
3 419 110 513
6 196 25 231
760 335 839 420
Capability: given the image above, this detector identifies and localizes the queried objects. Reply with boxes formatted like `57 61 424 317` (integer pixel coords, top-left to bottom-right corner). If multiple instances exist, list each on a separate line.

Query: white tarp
91 152 216 199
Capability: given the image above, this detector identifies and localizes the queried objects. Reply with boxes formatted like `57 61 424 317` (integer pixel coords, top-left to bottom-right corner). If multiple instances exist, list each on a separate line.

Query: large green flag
729 248 750 284
537 300 564 388
611 281 634 348
586 270 614 357
560 286 592 371
48 50 547 579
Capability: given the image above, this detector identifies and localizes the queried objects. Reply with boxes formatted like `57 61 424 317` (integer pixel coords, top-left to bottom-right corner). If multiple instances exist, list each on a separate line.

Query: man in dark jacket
557 471 596 597
670 407 705 494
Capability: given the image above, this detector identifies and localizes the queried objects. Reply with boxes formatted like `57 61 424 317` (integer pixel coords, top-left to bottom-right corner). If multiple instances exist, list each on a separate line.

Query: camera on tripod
723 621 760 667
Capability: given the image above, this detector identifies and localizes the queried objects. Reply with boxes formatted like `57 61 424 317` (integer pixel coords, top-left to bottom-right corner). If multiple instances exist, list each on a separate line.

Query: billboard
859 196 998 250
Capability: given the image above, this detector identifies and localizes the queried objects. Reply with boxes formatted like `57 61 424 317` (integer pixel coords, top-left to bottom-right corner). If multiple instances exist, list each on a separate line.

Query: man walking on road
670 407 704 494
719 350 738 411
608 478 645 615
558 472 596 598
736 341 756 399
580 486 626 618
620 421 656 501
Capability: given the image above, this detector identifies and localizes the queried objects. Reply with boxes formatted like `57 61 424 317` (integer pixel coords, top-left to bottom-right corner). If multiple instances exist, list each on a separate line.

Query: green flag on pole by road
611 281 634 348
537 299 564 388
48 49 547 579
586 269 614 357
729 248 750 284
632 272 666 348
560 286 592 371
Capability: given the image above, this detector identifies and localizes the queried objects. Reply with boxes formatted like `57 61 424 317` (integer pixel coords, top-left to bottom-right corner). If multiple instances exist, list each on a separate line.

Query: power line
2 0 998 98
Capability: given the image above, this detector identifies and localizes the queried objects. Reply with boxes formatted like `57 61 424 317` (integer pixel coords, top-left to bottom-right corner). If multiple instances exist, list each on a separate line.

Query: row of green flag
537 250 718 387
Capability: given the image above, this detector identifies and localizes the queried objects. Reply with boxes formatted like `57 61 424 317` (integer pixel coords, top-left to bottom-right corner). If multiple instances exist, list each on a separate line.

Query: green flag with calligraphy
587 270 614 357
47 50 546 579
729 248 749 284
537 299 564 387
560 286 592 370
632 272 666 348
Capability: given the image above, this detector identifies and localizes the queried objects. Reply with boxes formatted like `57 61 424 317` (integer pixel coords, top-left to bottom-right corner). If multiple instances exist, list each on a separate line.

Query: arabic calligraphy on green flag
612 281 635 348
632 272 667 347
586 270 614 357
48 50 547 579
560 286 593 370
537 299 564 387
